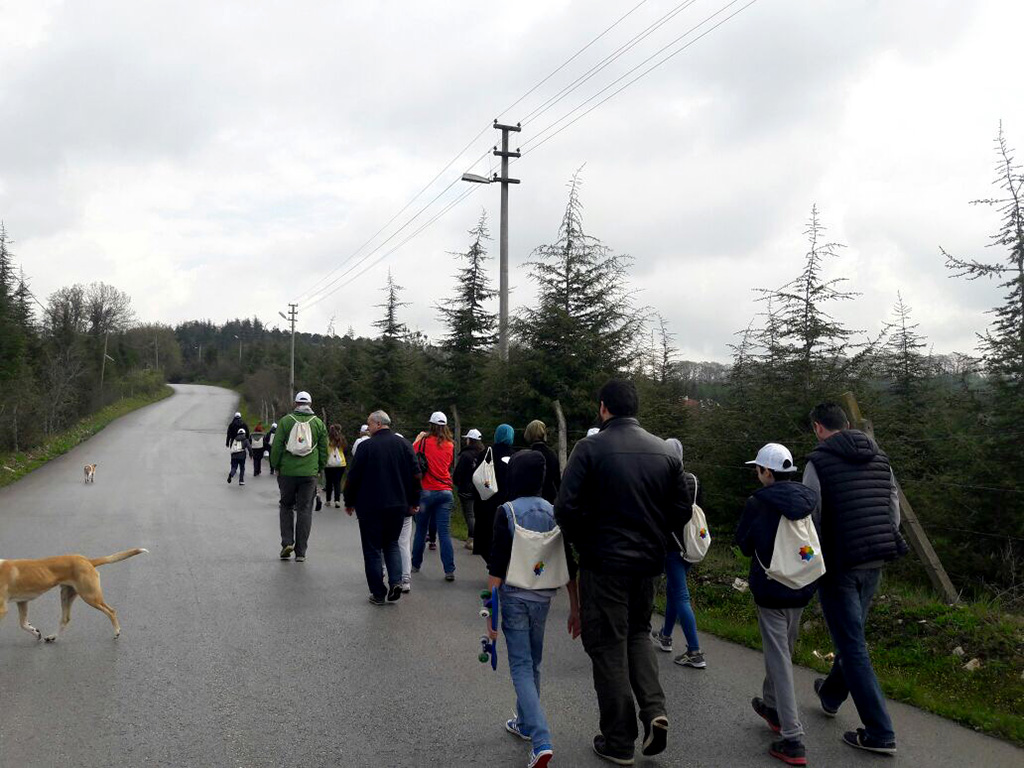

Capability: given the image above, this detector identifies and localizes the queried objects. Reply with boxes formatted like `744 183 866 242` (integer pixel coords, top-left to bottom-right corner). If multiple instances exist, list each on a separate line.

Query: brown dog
83 464 97 483
0 548 148 642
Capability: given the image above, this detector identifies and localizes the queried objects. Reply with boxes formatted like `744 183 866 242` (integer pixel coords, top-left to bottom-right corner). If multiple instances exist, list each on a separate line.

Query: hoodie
226 415 250 447
805 430 905 571
735 480 821 608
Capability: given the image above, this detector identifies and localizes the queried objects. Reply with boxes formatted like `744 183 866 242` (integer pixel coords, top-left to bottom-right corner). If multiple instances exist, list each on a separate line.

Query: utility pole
279 304 297 397
100 332 109 392
234 334 242 365
494 120 521 362
154 334 159 371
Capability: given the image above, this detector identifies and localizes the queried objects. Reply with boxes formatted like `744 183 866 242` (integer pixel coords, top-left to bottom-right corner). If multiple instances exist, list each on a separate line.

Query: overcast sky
1 0 1021 362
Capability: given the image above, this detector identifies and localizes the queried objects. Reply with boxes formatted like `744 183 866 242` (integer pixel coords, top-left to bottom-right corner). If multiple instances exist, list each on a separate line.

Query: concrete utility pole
233 334 242 365
279 304 298 397
462 120 521 361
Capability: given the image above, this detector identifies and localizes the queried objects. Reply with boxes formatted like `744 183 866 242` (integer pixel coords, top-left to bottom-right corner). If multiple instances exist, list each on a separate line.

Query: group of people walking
224 382 904 767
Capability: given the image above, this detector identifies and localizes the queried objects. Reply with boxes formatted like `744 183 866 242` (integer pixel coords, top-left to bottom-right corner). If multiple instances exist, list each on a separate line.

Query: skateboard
478 587 498 670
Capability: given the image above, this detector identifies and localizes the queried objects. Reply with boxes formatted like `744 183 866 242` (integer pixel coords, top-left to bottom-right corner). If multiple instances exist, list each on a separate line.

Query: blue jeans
660 552 700 652
501 591 553 752
818 568 895 743
411 490 455 573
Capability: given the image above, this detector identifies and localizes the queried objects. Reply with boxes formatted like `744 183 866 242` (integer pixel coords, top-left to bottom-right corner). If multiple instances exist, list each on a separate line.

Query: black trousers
580 569 666 758
357 507 405 599
323 466 345 503
251 450 264 475
278 475 316 556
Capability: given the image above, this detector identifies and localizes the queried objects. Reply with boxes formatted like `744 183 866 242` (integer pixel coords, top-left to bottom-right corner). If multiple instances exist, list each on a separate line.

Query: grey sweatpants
757 605 805 740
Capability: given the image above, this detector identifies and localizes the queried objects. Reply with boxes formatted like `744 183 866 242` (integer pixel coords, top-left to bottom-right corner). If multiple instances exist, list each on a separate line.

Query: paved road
0 384 1019 767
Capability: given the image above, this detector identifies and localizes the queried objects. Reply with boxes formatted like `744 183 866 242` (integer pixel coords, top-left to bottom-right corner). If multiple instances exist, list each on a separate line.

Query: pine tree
883 292 931 401
943 124 1024 428
372 270 411 413
0 223 28 382
437 212 497 414
516 171 644 426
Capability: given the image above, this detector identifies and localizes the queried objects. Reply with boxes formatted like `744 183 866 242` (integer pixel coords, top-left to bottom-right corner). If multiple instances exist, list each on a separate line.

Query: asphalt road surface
0 384 1020 767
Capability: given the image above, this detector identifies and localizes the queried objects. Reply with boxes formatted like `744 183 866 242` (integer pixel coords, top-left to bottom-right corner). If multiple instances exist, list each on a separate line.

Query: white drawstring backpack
504 502 571 591
757 514 826 590
681 475 712 564
473 447 498 500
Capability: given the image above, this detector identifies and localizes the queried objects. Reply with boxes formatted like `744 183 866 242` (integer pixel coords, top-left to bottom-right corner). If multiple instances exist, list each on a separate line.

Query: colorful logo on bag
799 545 816 561
699 528 708 539
533 561 545 576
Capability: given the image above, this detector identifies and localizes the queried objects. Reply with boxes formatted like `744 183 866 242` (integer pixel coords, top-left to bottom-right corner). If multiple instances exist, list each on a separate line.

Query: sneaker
279 545 294 560
592 735 634 766
769 738 808 766
239 479 245 486
227 475 232 483
641 715 668 756
334 501 341 508
411 566 420 574
650 630 673 653
674 649 707 669
842 729 896 755
295 555 305 562
367 594 386 606
387 584 403 603
465 538 474 550
429 541 437 551
505 718 531 741
528 747 553 768
752 697 781 733
813 678 838 717
400 581 411 593
445 572 455 582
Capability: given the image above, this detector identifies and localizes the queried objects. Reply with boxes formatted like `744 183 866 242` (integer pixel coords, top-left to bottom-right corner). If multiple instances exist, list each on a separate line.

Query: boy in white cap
352 424 370 456
735 443 821 766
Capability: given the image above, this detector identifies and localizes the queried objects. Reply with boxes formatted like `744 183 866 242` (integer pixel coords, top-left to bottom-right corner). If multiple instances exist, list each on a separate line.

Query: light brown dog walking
0 548 148 642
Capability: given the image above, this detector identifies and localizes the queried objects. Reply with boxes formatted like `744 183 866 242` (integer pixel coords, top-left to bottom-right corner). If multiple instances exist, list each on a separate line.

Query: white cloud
0 0 1020 362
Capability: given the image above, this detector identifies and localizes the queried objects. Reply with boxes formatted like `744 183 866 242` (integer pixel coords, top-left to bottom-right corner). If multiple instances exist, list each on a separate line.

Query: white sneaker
400 582 411 593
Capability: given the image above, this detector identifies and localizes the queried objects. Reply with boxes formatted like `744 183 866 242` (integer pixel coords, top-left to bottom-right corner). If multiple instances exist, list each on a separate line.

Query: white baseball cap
295 391 312 404
271 422 277 428
586 427 600 437
234 412 241 418
237 428 246 435
463 428 483 440
746 443 798 473
429 411 447 426
359 424 369 434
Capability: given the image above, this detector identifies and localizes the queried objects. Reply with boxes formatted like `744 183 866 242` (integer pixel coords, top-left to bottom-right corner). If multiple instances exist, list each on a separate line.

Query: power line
294 2 658 307
520 0 700 127
522 0 762 158
301 183 485 312
497 0 653 123
292 126 494 304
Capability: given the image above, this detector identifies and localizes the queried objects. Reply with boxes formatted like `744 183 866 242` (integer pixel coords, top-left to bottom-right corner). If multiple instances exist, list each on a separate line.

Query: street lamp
233 334 242 365
460 121 520 362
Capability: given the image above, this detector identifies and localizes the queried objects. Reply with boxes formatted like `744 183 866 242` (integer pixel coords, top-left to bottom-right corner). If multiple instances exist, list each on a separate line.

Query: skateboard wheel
478 652 490 663
480 608 491 618
480 590 491 599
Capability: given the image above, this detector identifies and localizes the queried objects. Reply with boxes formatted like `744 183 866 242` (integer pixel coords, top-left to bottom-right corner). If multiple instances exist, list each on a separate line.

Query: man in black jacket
344 410 421 606
555 379 692 765
804 402 901 755
226 412 249 448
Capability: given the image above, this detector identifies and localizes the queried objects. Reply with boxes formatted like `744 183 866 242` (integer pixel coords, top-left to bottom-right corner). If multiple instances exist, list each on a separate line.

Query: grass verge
0 385 174 489
675 546 1024 744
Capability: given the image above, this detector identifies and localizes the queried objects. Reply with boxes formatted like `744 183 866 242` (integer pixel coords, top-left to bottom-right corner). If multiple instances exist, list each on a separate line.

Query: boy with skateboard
488 450 580 768
735 443 823 766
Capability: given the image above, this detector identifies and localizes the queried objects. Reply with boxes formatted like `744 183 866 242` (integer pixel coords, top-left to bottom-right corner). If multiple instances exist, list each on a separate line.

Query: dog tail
90 548 149 567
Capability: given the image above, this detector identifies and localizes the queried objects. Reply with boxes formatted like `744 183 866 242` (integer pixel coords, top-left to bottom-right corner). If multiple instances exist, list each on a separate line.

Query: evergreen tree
0 222 28 381
516 171 644 427
943 124 1024 443
437 212 497 415
883 292 931 401
372 269 411 413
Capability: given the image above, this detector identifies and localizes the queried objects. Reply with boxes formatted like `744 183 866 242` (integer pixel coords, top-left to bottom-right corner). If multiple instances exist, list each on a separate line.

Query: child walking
324 424 348 508
488 450 579 768
227 427 250 486
735 443 821 766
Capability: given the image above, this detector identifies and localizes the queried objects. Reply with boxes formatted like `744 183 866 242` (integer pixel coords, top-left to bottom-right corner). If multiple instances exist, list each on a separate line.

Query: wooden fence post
450 404 461 452
553 399 568 473
841 392 959 604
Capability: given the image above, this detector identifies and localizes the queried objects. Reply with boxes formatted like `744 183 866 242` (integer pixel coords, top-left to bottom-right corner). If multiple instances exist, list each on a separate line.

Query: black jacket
735 481 821 608
530 442 562 505
555 417 692 578
807 430 905 571
226 416 250 447
453 444 484 496
343 428 421 513
472 442 516 559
